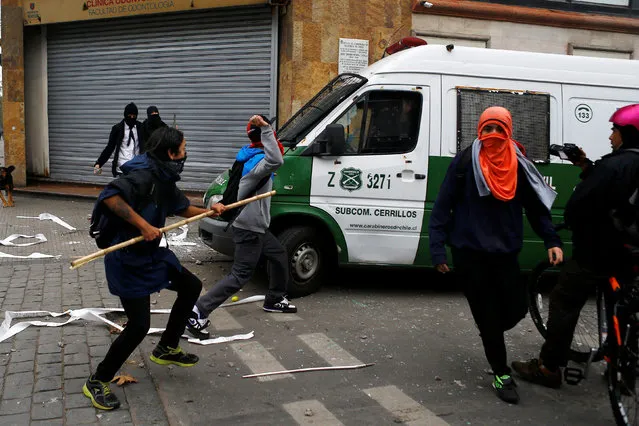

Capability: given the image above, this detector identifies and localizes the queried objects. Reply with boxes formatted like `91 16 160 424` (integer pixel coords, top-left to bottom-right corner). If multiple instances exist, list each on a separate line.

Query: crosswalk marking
298 333 362 365
283 400 344 426
364 385 450 426
230 341 293 382
211 308 243 330
269 313 302 322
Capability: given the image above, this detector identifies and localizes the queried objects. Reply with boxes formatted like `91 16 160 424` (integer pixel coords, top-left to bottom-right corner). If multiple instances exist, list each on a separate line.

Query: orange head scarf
477 106 518 202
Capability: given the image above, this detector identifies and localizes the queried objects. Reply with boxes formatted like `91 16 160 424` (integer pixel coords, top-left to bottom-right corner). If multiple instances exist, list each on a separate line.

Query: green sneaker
82 374 121 410
150 344 199 367
493 374 520 404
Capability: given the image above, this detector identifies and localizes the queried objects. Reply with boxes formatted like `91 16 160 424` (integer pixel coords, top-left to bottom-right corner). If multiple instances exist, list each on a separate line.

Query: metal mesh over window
457 88 550 163
278 74 368 146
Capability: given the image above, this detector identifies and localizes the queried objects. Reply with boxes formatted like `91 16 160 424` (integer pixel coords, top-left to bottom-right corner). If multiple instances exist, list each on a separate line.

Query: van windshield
278 73 368 147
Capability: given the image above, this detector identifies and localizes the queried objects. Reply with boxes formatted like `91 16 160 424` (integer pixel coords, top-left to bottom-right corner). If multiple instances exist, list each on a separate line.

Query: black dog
0 166 15 207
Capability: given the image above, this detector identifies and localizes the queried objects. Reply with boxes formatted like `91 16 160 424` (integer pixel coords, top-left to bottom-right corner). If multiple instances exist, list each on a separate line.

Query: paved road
0 194 615 425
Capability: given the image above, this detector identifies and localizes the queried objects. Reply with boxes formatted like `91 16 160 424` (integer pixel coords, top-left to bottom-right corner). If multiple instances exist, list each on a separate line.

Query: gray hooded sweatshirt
233 126 284 233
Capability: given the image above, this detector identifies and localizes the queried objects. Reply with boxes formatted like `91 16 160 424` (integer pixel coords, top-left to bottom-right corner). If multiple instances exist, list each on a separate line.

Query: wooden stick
69 191 276 270
242 363 375 378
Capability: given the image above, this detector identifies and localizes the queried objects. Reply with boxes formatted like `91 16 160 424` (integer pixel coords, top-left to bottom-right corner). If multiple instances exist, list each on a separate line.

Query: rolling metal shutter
47 5 276 190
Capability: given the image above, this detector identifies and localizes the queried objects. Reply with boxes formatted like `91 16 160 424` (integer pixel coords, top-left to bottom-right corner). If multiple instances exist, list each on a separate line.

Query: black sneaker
512 358 562 389
150 344 199 367
186 310 211 340
493 374 520 404
263 296 297 313
83 374 121 410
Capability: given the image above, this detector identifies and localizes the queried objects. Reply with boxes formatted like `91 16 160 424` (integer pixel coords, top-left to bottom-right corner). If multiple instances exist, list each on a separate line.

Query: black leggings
452 248 525 377
95 266 201 382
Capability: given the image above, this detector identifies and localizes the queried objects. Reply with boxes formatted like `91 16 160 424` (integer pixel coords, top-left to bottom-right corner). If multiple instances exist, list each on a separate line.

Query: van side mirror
302 124 346 156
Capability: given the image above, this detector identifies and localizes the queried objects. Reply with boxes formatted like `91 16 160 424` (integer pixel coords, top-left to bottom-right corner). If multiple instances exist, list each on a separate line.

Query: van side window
457 88 550 163
333 90 422 155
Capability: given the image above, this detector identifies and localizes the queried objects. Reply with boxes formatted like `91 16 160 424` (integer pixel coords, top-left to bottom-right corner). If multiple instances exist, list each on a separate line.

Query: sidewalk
0 193 229 424
15 181 205 207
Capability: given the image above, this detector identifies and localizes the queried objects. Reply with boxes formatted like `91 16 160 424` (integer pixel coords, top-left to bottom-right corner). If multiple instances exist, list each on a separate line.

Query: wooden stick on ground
69 190 276 270
242 363 376 378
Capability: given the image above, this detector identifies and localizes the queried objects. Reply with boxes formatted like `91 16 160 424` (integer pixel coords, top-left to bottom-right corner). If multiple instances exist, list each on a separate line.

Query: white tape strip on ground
0 251 60 259
16 213 76 231
0 304 259 345
0 234 47 247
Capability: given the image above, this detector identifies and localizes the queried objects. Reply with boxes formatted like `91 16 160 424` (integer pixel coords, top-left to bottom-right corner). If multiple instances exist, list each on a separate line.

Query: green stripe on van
414 156 579 270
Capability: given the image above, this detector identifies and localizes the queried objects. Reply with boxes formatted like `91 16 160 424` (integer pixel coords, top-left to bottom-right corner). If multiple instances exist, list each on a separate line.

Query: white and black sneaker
263 297 297 313
186 310 211 340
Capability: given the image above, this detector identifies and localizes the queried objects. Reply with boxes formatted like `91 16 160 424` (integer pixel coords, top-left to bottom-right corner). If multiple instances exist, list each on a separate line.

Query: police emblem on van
339 168 363 192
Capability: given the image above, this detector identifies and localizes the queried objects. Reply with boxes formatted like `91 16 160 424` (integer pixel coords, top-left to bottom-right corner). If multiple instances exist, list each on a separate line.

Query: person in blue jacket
429 106 563 404
83 127 224 411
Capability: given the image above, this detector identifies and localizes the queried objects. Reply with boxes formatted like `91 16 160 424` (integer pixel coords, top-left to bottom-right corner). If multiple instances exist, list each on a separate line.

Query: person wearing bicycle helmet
513 104 639 389
429 106 563 404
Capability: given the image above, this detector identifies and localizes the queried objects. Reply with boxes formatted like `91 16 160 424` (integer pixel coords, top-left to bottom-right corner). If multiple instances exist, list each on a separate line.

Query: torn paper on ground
0 251 60 259
16 213 76 231
0 234 47 247
188 331 255 345
0 307 258 345
167 225 196 246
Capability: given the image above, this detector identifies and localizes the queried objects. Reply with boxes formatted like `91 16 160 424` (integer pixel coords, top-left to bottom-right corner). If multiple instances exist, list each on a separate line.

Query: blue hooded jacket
99 153 190 299
237 145 267 177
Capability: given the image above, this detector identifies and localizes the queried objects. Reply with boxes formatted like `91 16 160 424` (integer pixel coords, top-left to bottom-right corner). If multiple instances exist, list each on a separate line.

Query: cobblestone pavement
0 193 228 424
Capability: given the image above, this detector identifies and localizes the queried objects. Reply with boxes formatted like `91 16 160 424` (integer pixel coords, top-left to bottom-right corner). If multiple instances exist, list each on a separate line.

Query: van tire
277 226 333 298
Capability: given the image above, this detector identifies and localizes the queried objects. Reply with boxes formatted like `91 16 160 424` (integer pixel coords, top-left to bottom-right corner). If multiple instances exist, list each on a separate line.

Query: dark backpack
610 149 639 245
219 159 270 222
89 202 123 249
89 170 162 249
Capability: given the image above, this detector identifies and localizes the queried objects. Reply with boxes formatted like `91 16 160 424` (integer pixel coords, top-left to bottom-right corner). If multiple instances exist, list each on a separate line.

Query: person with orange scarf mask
429 106 563 404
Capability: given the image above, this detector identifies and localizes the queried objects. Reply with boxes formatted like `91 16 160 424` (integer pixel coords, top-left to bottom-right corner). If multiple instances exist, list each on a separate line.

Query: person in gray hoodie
186 115 296 339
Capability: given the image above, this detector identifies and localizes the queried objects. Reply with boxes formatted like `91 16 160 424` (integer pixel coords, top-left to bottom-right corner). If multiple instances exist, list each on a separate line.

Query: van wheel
278 226 333 298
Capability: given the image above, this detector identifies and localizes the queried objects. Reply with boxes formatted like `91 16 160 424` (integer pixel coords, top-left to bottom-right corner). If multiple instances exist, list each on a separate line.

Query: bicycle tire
608 321 639 426
527 260 605 363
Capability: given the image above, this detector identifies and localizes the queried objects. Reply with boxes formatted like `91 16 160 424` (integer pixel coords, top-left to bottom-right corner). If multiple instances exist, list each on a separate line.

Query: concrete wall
1 0 27 186
24 26 50 177
412 14 639 58
278 0 412 123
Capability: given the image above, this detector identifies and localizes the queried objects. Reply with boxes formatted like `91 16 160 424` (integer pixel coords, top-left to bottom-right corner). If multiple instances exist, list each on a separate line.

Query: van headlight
206 194 223 209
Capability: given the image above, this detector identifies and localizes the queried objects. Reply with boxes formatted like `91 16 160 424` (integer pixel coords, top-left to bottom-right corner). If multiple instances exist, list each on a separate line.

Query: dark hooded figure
95 103 145 177
140 106 167 150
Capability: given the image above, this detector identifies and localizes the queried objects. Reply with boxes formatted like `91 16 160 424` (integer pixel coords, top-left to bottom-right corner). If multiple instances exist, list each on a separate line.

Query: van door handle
396 171 426 180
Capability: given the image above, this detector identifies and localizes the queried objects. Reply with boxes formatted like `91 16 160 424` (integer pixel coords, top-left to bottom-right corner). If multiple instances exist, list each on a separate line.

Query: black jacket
95 119 145 177
140 118 167 149
565 147 639 272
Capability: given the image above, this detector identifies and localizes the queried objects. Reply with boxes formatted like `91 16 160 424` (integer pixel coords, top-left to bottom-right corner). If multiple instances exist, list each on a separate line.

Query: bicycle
528 238 639 425
604 256 639 426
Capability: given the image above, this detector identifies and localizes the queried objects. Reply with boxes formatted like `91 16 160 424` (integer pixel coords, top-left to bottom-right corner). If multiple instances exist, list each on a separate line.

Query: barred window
457 87 551 163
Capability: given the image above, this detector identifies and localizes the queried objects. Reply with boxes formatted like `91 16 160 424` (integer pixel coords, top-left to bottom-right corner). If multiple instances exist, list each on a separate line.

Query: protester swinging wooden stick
70 190 276 270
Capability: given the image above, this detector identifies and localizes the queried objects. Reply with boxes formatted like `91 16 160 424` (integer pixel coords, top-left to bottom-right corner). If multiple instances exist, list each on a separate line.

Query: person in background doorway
429 106 563 404
94 103 144 177
140 106 167 149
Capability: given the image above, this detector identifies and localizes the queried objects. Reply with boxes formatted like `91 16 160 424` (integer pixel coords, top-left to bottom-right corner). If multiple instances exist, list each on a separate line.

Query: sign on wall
23 0 266 25
338 38 369 75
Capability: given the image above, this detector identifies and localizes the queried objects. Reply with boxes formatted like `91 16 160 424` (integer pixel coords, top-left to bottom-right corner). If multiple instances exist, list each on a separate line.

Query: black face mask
125 117 137 128
165 155 187 175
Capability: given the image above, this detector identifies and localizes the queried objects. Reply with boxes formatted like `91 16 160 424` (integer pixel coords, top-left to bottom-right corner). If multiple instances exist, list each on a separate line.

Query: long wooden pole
242 363 376 378
69 191 276 270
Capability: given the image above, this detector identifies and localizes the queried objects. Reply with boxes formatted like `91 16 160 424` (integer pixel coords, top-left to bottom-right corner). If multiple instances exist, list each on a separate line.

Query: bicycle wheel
527 260 605 363
608 321 639 426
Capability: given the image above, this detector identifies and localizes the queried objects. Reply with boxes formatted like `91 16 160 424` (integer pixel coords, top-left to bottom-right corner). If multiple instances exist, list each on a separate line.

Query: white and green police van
199 44 639 297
